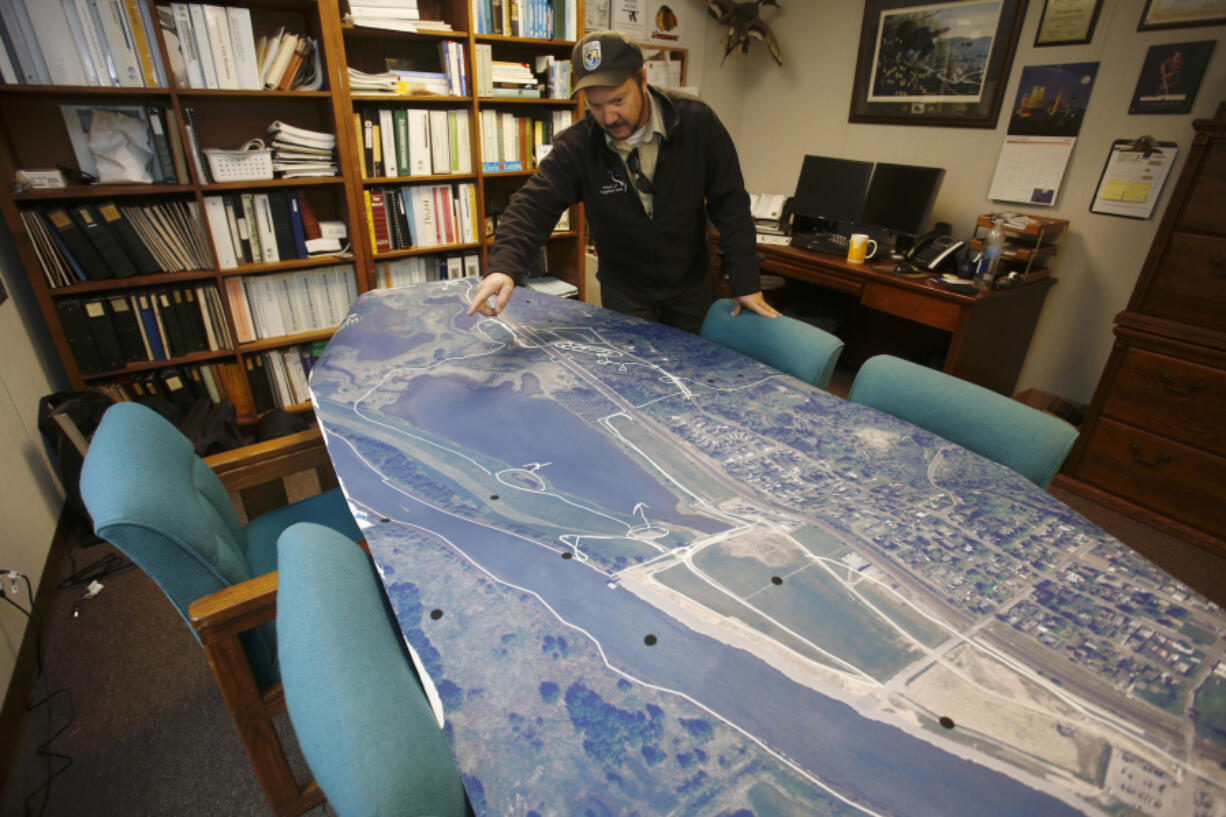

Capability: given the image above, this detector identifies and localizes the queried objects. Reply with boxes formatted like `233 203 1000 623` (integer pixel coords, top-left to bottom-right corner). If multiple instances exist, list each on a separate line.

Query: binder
106 293 149 362
82 295 125 371
133 292 167 360
145 106 178 184
154 288 186 358
55 298 104 374
71 204 140 278
245 355 276 414
286 191 308 258
96 202 161 274
44 207 112 280
267 190 297 260
157 366 196 412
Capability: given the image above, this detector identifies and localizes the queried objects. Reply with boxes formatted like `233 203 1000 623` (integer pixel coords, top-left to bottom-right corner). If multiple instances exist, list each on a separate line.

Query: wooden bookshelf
0 0 587 426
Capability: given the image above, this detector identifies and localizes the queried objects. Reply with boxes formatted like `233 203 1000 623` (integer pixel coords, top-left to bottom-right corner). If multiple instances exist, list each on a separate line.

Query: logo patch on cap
582 41 602 71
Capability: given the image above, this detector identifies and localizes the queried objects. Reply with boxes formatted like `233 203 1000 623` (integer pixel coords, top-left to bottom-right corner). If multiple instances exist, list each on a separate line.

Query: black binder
96 202 161 275
71 204 140 279
267 191 297 260
106 294 149 363
55 298 103 374
153 289 186 359
246 356 276 414
44 208 112 280
82 295 125 372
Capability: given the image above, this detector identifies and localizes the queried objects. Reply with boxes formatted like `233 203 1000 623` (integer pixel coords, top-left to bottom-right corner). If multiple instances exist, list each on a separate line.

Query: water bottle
978 218 1007 290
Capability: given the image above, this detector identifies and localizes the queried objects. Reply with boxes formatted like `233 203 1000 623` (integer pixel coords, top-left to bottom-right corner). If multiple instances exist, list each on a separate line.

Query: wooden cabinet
0 0 585 426
1060 118 1226 556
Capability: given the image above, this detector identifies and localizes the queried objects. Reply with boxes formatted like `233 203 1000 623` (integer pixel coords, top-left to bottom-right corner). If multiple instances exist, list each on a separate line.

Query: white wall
0 225 69 704
695 0 1225 403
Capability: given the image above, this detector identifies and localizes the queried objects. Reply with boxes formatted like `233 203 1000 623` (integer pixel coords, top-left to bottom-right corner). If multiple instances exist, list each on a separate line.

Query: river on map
327 433 1086 817
386 372 725 534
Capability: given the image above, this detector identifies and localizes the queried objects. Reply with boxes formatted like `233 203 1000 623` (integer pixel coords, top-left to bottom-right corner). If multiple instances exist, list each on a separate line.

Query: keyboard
791 231 849 255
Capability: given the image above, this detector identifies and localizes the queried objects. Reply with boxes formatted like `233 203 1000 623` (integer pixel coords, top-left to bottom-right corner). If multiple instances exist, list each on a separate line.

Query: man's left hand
730 292 779 318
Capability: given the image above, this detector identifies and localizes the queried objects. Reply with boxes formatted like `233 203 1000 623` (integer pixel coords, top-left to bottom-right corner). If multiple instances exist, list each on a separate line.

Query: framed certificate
1035 0 1103 46
1139 0 1226 30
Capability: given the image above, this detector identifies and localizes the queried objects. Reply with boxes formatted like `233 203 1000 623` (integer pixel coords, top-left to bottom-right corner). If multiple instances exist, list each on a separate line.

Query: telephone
905 231 964 271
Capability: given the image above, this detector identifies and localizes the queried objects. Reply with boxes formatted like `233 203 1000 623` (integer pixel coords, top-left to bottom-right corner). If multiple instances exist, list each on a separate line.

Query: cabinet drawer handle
1160 371 1206 395
1129 442 1171 466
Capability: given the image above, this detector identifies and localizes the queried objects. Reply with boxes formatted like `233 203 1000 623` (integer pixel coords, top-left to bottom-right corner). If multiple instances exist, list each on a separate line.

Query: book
286 191 308 259
57 0 100 86
368 188 391 253
96 202 160 274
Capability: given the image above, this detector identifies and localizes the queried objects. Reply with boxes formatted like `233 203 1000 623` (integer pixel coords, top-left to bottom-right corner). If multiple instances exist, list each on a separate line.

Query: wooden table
311 281 1225 817
753 243 1056 394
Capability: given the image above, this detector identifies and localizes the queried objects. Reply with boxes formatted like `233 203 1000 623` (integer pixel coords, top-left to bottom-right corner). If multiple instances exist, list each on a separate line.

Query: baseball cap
571 31 644 95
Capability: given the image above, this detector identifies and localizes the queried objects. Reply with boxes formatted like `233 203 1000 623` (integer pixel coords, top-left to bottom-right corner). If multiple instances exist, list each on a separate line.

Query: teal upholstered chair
277 522 471 817
848 355 1079 488
79 401 362 816
700 298 845 389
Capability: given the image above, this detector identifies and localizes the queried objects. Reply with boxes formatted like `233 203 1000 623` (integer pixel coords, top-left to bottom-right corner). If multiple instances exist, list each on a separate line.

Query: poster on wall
586 0 611 32
648 3 681 42
1129 41 1217 114
611 0 647 40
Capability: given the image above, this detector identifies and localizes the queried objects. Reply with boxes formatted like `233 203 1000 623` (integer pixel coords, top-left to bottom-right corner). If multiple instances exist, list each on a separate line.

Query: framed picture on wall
1139 0 1226 31
1034 0 1104 46
848 0 1028 128
1129 41 1217 113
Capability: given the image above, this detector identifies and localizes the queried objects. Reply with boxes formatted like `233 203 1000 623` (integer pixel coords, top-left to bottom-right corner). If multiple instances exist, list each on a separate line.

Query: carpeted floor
0 540 334 817
2 490 1223 817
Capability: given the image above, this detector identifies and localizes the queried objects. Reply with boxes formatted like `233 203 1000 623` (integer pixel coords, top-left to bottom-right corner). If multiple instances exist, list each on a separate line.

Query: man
467 30 777 331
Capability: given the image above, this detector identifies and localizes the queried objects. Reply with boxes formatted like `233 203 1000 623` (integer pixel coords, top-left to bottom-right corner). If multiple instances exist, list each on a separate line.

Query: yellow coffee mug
846 233 877 263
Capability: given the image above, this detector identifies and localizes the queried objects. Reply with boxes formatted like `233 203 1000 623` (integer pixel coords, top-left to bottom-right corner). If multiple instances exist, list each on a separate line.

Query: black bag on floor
178 398 246 457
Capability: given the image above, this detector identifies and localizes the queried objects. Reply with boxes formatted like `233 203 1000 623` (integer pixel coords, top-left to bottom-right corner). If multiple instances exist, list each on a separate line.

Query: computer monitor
790 155 874 234
858 162 945 239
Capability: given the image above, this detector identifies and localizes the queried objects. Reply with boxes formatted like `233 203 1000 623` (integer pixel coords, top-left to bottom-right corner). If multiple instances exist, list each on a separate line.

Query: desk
754 244 1056 394
311 281 1225 816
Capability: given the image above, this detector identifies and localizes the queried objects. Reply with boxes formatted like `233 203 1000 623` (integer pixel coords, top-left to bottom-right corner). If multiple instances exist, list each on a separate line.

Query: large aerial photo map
309 280 1226 816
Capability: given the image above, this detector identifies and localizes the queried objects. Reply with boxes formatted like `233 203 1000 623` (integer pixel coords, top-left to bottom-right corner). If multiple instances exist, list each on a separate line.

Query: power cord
56 549 132 592
2 570 74 817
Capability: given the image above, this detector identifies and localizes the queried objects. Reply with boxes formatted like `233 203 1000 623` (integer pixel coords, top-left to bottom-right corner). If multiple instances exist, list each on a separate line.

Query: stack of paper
347 67 405 94
342 0 452 33
267 121 337 178
524 276 578 298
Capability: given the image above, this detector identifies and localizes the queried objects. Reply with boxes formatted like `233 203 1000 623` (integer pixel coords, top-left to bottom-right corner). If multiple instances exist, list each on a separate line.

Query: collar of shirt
606 89 664 216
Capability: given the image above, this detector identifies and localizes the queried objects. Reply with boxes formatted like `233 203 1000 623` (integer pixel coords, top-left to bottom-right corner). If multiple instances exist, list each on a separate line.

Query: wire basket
203 139 273 182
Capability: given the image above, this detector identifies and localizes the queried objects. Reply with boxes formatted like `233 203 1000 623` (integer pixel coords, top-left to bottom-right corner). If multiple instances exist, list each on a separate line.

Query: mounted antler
702 0 783 66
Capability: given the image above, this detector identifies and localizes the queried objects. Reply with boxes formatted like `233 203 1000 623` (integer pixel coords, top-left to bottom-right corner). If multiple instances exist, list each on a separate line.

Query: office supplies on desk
1090 136 1178 219
790 230 848 255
